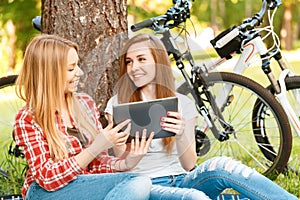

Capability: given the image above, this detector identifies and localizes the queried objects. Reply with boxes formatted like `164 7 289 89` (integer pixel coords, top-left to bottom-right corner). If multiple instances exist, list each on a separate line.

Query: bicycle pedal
195 128 206 146
196 128 206 138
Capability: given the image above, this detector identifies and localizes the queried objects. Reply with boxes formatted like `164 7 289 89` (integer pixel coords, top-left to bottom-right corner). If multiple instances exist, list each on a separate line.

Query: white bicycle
131 0 293 179
177 0 299 175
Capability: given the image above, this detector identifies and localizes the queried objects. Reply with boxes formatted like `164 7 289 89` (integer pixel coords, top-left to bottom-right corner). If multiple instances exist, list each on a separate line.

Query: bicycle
130 0 292 180
185 0 300 175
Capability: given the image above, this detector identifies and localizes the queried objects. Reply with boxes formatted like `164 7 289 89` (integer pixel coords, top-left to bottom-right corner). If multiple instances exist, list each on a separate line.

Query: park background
0 0 299 197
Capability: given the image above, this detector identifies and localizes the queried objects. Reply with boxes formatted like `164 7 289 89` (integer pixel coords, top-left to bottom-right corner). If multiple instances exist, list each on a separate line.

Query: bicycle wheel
176 72 292 180
254 75 300 175
0 75 23 152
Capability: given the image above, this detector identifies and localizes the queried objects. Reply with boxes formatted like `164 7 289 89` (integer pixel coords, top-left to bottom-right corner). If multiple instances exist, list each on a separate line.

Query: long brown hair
117 34 176 153
16 34 98 161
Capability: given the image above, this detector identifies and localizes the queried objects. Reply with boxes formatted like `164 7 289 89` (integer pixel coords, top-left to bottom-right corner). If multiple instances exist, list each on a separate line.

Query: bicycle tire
253 75 300 175
0 75 18 88
176 72 292 180
0 75 23 152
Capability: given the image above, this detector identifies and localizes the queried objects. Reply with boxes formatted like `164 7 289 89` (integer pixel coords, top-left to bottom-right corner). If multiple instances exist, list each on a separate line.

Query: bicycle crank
195 127 211 156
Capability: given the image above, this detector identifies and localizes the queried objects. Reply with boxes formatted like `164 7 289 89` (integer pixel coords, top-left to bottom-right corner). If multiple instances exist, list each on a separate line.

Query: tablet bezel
113 96 178 141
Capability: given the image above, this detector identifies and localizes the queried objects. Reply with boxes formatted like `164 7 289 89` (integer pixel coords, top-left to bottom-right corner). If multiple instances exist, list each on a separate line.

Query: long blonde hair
117 34 176 153
16 34 97 161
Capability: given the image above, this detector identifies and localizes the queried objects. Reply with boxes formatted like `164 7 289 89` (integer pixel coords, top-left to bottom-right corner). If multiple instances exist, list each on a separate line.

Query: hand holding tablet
113 97 178 141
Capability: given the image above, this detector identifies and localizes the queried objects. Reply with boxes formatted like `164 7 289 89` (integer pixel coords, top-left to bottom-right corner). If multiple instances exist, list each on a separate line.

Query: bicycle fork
276 70 300 136
262 52 300 137
161 31 234 143
192 73 235 142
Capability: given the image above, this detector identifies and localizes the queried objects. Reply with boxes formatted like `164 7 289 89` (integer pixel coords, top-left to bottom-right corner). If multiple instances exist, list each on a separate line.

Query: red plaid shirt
14 93 122 198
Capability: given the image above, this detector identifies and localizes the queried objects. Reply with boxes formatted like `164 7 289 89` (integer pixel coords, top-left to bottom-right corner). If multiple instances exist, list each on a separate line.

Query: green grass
0 149 26 196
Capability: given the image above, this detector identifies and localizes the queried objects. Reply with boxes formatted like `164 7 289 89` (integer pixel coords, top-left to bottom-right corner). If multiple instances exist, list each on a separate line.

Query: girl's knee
198 156 255 178
151 185 211 200
132 175 152 189
107 175 152 200
129 176 152 198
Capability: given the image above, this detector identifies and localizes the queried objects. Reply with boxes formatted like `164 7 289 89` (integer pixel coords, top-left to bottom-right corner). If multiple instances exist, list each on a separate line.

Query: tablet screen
113 96 178 141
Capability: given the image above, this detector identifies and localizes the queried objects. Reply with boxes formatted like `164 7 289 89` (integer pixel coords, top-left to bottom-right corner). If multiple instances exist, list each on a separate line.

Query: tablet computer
113 96 178 141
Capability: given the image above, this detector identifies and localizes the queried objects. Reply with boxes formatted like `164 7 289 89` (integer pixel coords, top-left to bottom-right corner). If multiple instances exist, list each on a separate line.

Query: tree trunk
281 4 293 50
5 20 17 73
296 22 300 40
210 0 218 36
41 0 128 124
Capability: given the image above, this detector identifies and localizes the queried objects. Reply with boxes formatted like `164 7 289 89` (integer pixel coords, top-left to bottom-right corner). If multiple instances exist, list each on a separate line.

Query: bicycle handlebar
131 16 167 32
131 0 282 60
211 0 281 56
131 0 192 32
131 19 156 32
238 0 281 31
32 16 41 31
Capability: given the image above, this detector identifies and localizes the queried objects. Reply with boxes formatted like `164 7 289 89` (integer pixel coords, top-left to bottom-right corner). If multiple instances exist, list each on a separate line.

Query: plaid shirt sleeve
14 93 123 195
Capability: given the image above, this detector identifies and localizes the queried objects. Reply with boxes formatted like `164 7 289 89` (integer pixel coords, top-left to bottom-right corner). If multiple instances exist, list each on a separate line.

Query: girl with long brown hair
105 33 297 200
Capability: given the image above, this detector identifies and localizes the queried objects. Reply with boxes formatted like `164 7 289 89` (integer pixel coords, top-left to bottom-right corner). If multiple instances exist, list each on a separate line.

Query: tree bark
41 0 128 124
5 20 17 72
281 4 293 50
210 0 218 36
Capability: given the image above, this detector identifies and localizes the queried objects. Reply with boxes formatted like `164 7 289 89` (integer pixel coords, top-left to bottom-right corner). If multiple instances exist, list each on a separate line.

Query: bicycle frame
200 35 300 137
160 30 234 141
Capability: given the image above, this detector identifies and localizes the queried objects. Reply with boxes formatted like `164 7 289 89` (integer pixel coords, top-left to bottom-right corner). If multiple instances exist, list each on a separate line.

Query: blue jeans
26 173 151 200
150 157 297 200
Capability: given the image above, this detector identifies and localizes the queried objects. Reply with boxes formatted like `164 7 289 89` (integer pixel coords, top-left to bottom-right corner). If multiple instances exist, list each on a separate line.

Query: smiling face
126 41 156 89
64 47 83 93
